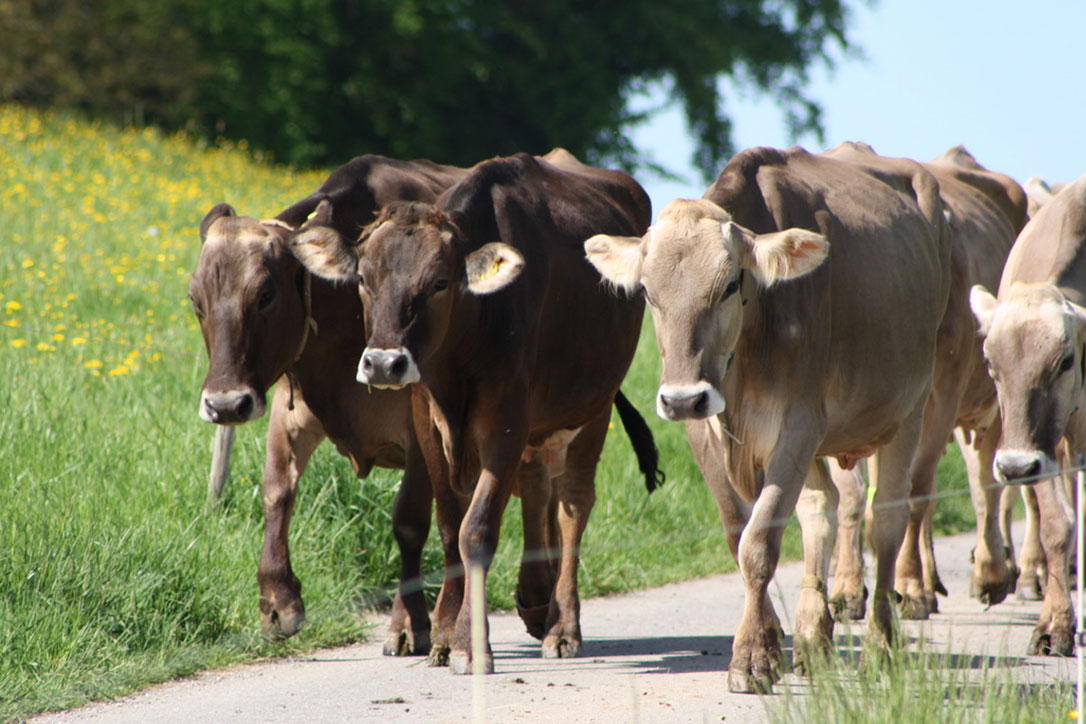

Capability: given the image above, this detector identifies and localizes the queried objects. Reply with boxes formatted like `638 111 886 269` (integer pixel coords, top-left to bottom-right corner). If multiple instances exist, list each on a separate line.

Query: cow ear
733 223 828 286
464 242 524 294
969 285 999 337
200 203 236 243
584 234 643 294
290 224 358 282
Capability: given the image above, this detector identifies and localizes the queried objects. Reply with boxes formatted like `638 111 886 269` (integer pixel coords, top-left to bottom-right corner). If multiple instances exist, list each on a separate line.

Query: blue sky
629 0 1085 214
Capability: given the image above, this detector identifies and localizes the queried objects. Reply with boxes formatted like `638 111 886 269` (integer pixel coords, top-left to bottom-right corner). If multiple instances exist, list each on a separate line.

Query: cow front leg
449 438 522 675
514 455 555 640
258 383 324 639
1029 476 1074 656
384 433 434 656
829 460 868 621
1016 485 1046 601
793 459 838 675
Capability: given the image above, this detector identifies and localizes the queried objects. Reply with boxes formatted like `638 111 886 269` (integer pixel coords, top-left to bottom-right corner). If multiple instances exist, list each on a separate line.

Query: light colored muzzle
993 449 1059 486
656 381 725 421
200 387 265 424
357 346 420 390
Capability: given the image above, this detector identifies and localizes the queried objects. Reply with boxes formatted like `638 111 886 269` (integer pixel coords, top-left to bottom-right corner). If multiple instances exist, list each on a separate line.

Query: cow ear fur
291 224 358 282
200 203 236 243
734 224 829 286
464 242 524 295
969 285 998 337
584 234 643 294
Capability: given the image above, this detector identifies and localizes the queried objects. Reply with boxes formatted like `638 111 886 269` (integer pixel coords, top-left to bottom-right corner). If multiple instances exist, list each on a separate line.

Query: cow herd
188 142 1086 695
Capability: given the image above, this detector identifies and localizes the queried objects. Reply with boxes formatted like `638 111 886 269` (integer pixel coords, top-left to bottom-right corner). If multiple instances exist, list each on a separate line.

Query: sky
628 0 1085 214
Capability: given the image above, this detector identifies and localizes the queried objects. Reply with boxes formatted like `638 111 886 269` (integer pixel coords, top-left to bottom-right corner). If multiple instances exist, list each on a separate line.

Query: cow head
586 198 828 421
291 199 523 388
189 204 309 423
971 281 1086 484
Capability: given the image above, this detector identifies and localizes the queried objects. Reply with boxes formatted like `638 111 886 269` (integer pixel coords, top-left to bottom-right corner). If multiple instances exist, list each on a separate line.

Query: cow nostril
692 391 708 414
235 394 254 419
1024 459 1041 480
362 355 375 372
389 354 408 378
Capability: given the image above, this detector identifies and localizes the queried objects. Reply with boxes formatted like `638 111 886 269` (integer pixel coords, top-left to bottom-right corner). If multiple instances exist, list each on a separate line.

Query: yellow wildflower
84 359 103 369
10 338 27 348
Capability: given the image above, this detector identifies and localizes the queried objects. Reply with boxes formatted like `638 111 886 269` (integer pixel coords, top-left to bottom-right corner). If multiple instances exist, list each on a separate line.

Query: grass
0 104 983 722
769 636 1075 723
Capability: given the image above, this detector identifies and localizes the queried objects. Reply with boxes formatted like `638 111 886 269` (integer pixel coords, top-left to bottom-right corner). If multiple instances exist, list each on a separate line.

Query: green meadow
0 105 979 721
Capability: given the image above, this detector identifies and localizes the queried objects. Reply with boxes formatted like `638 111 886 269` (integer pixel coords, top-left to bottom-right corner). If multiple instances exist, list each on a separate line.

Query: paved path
31 531 1075 724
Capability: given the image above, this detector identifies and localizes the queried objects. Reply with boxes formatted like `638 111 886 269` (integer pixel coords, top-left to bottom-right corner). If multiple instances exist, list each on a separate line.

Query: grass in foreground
0 104 977 721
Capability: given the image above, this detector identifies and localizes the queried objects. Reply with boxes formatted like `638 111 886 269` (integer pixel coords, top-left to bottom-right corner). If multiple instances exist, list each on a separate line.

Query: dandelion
71 337 87 346
5 300 21 311
108 365 130 377
3 319 19 327
84 360 103 369
10 338 27 348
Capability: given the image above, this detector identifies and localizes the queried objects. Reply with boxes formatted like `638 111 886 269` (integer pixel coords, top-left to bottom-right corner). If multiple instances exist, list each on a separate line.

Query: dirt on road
29 531 1075 724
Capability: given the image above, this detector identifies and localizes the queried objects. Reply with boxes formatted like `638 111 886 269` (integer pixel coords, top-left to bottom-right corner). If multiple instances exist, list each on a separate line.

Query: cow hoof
516 599 550 641
973 580 1010 609
383 628 431 657
1029 629 1074 657
541 633 582 659
427 644 451 667
261 606 305 640
897 592 929 621
449 651 494 675
1017 579 1043 602
727 667 774 695
829 589 867 622
924 590 940 615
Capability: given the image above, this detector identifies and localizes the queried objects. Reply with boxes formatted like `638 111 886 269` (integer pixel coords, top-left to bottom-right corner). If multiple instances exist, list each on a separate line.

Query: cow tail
613 390 665 493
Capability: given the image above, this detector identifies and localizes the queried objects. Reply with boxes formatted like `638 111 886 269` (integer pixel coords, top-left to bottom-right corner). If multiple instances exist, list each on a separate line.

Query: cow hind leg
541 412 607 660
829 460 868 621
515 455 556 641
793 459 838 675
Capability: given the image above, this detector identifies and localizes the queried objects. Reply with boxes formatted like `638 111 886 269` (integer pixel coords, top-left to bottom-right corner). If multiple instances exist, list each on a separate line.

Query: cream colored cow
971 174 1086 656
586 145 951 693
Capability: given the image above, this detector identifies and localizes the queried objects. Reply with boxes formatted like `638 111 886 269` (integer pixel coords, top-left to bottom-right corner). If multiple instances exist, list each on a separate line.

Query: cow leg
384 432 434 656
541 412 607 659
1029 476 1074 656
258 381 325 639
515 454 555 640
1017 485 1046 601
957 423 1015 608
448 424 524 675
895 388 959 620
829 460 868 621
685 419 751 560
729 421 820 694
868 401 926 647
793 459 838 674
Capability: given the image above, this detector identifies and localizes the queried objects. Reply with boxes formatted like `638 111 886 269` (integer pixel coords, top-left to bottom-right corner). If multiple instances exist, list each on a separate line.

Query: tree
0 0 854 180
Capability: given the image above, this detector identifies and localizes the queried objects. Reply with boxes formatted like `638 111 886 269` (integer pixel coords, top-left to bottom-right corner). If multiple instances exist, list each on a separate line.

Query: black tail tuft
613 390 666 493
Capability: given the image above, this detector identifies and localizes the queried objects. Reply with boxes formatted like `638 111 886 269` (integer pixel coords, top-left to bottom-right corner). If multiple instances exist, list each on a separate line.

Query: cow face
189 204 307 423
292 200 523 388
586 198 828 422
971 282 1086 484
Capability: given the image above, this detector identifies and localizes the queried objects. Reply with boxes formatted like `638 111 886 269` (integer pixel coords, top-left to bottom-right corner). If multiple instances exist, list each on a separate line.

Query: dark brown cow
190 155 466 654
290 151 652 673
586 145 951 692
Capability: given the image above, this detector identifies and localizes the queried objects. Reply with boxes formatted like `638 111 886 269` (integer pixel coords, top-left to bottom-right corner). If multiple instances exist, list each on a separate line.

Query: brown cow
290 151 653 673
971 174 1086 656
190 155 466 654
823 144 1027 621
586 145 951 692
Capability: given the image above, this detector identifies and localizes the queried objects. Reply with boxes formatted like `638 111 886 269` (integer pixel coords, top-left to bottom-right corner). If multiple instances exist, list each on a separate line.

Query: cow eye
258 282 276 309
188 294 204 320
434 278 449 292
356 272 365 288
1060 353 1075 373
722 278 741 301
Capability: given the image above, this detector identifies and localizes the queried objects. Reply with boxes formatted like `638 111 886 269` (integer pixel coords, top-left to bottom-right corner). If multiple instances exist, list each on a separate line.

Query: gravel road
30 530 1075 724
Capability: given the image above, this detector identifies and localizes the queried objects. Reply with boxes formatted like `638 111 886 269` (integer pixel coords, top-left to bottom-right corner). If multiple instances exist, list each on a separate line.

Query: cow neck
262 218 318 410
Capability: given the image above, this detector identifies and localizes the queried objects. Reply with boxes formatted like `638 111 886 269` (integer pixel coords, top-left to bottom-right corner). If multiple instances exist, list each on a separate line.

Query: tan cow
586 145 951 692
970 174 1086 656
822 144 1027 621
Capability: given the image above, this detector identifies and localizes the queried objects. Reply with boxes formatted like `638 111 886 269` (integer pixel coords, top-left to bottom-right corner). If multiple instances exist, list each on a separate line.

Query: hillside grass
0 104 979 722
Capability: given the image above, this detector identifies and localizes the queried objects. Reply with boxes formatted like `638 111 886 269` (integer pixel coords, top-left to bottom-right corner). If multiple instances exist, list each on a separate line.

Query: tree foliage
0 0 854 180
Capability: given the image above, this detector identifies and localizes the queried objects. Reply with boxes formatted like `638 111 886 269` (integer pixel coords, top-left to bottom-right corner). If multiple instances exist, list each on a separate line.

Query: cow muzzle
358 346 420 390
200 387 264 424
993 449 1058 485
657 382 725 421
